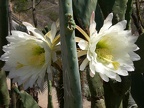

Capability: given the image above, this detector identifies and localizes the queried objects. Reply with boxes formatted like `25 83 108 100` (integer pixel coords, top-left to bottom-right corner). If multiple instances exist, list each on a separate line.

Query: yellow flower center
29 45 45 67
96 40 119 70
96 48 113 62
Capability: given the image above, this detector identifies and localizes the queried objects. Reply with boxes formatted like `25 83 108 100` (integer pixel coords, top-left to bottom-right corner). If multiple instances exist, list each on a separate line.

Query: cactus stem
47 79 53 108
59 0 82 107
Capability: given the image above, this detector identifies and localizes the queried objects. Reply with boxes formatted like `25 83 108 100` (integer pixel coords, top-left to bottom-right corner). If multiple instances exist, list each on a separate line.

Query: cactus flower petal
78 39 88 50
80 58 89 71
99 73 109 82
50 22 57 42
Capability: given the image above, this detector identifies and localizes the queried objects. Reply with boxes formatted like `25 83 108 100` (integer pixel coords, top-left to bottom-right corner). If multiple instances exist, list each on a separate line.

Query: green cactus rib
132 33 144 107
47 80 53 108
95 4 104 31
87 70 105 108
59 0 82 108
0 0 8 67
0 0 10 107
0 70 10 108
125 0 133 29
98 0 129 23
73 0 98 33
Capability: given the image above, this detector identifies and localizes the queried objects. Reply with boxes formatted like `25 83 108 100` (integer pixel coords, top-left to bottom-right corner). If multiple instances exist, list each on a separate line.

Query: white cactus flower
1 22 60 89
77 12 140 82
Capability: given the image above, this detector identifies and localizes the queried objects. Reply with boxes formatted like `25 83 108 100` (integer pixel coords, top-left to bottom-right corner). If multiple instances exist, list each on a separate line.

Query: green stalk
47 80 53 108
0 70 10 108
125 0 133 29
87 70 105 108
0 0 10 107
59 0 82 107
11 83 17 108
52 61 64 108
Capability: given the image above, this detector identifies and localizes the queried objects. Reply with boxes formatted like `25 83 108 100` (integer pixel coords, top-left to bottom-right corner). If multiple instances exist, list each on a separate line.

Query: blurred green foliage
12 0 28 12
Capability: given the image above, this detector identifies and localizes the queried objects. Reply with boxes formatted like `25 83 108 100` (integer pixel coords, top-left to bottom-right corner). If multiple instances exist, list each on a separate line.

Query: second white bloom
78 12 140 82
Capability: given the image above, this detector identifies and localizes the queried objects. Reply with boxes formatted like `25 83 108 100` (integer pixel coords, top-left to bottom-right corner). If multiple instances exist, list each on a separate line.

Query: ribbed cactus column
0 0 10 107
59 0 82 108
0 0 8 62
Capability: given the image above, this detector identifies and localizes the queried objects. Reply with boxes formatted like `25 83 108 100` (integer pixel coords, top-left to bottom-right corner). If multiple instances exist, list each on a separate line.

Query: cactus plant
0 0 143 108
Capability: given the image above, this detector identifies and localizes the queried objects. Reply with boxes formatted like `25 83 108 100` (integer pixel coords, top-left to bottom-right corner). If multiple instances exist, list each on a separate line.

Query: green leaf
19 91 39 108
13 87 39 108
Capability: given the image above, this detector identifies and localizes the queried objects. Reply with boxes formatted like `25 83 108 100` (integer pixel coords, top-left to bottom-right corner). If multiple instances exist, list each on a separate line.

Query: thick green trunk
59 0 82 107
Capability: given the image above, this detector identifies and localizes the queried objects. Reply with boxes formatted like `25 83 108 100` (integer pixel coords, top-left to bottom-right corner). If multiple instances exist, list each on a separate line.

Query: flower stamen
76 25 90 41
29 45 45 67
16 62 24 69
96 48 120 70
